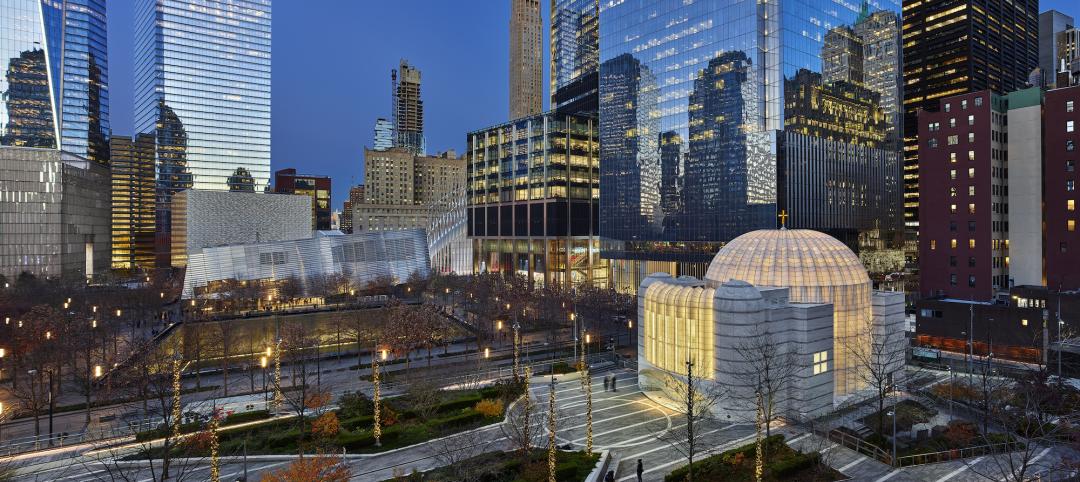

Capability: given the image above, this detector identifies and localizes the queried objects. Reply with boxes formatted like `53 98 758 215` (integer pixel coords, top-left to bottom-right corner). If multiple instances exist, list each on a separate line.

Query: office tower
0 0 110 164
510 0 543 119
1041 10 1075 88
918 91 1008 300
0 148 110 279
902 0 1038 241
1057 29 1080 87
274 168 332 231
393 60 425 155
135 0 271 190
110 134 157 270
551 0 599 114
135 0 271 265
354 148 465 231
599 0 903 292
467 112 606 287
854 10 902 141
373 118 394 151
341 185 365 234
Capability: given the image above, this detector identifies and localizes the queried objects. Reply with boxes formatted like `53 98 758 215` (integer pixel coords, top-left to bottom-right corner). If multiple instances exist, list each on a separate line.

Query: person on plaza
611 373 617 392
603 374 610 391
637 458 644 481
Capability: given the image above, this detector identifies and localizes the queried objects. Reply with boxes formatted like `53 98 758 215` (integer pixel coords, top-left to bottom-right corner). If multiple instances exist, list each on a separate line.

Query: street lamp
887 408 897 465
94 365 103 378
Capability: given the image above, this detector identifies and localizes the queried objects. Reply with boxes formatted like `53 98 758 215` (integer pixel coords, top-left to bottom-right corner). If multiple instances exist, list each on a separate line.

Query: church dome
705 229 870 289
704 228 871 397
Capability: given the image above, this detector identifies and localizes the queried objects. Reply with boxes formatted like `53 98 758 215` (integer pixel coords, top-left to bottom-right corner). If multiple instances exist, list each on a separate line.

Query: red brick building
1043 86 1080 289
918 91 1008 300
273 168 332 231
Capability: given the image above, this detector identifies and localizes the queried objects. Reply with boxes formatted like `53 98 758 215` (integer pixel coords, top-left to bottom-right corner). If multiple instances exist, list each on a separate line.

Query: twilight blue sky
106 1 1075 211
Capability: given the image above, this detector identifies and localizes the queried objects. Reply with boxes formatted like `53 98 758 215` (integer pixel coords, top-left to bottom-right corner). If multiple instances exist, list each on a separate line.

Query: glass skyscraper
551 0 599 114
134 0 271 266
1 0 109 163
134 0 272 192
599 0 903 291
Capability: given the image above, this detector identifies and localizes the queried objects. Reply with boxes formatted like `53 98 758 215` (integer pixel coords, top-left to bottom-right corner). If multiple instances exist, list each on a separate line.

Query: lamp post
513 319 521 382
571 312 578 362
887 404 898 466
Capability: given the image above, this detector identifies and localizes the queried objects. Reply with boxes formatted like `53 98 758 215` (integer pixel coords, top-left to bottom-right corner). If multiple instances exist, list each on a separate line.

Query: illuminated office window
813 351 829 375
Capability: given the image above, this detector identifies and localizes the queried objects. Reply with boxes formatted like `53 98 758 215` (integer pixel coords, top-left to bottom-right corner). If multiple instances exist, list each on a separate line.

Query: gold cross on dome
778 209 788 229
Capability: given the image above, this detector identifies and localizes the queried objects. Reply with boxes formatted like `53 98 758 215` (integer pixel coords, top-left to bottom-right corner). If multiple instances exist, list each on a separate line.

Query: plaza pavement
12 368 1079 481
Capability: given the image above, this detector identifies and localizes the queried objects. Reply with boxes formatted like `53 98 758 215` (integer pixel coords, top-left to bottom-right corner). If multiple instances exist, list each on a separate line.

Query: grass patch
664 435 844 482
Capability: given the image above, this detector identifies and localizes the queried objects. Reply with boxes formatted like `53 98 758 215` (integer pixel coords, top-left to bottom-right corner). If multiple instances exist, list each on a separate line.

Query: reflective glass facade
134 0 272 192
598 0 901 269
551 0 599 115
1 0 108 161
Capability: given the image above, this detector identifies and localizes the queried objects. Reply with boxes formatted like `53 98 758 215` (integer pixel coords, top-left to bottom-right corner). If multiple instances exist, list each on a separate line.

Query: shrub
381 405 399 427
434 411 485 429
475 398 504 418
223 410 270 426
770 452 818 478
311 412 341 440
337 391 374 419
433 394 483 414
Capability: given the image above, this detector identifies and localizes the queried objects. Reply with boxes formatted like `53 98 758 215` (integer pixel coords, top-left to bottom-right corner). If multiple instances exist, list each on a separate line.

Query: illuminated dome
705 228 871 397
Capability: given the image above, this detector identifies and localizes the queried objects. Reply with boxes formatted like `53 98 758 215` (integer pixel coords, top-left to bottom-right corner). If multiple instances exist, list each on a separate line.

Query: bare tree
277 321 319 452
501 385 543 463
431 430 496 481
845 315 907 434
731 325 799 441
654 359 728 482
404 378 444 421
966 367 1080 481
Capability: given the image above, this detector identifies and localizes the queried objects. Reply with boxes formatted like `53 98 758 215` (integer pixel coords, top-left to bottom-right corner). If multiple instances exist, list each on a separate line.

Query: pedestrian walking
611 373 617 392
636 458 644 481
603 374 610 391
605 470 615 482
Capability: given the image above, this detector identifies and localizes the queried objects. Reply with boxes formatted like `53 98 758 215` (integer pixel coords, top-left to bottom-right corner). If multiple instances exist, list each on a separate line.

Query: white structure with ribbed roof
637 228 905 420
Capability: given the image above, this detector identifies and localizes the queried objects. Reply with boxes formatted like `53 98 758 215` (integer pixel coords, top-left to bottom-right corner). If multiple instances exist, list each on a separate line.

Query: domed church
637 228 905 420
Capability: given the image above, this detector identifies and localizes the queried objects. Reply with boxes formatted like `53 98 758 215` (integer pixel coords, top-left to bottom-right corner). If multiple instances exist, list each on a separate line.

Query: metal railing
894 442 1022 468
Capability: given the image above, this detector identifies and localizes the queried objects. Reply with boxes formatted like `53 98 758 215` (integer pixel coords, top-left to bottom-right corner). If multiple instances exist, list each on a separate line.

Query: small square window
969 275 976 287
1070 220 1076 232
962 100 968 110
948 135 959 145
950 204 957 214
969 203 976 214
969 238 976 249
1069 200 1075 211
1022 319 1028 327
931 239 937 250
1068 140 1075 152
1069 180 1076 192
968 132 975 143
949 256 957 266
1068 101 1075 113
969 256 976 267
950 118 957 128
950 274 958 286
950 152 957 162
945 103 952 112
1067 160 1075 172
1069 121 1075 133
949 187 957 197
975 97 983 107
812 351 828 375
968 185 975 196
950 169 957 180
968 115 975 126
929 138 939 148
968 150 975 161
951 239 958 248
1062 242 1069 253
969 167 975 178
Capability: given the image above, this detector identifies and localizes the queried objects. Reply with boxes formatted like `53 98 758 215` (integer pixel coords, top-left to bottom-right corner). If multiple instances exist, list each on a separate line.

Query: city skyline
102 0 1079 213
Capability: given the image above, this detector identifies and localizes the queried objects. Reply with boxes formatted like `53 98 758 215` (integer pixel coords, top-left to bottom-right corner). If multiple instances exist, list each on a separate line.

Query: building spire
856 0 871 23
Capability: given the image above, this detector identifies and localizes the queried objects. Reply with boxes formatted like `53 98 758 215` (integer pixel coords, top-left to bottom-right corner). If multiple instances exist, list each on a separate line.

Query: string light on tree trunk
585 366 593 454
548 376 557 482
272 339 283 410
209 410 221 482
522 366 532 453
372 353 382 447
755 390 764 482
